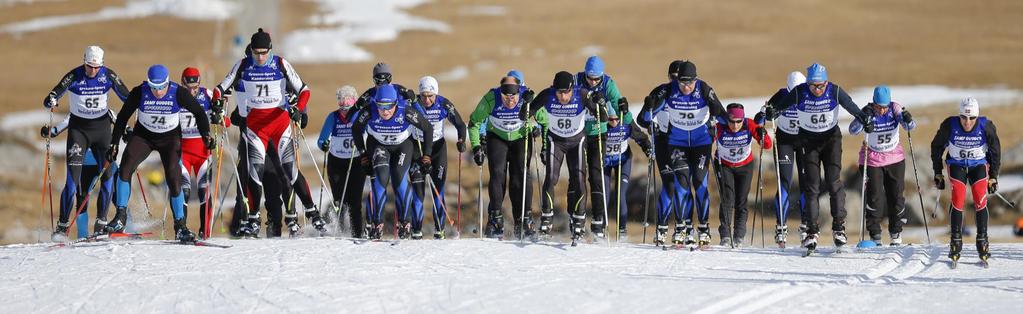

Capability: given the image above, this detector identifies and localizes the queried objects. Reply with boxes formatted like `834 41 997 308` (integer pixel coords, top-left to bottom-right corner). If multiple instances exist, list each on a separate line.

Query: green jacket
583 76 622 136
468 90 547 147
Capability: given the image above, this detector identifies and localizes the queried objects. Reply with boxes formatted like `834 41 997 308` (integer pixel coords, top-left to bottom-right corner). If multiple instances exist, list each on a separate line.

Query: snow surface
0 0 239 34
0 238 1020 313
282 0 450 63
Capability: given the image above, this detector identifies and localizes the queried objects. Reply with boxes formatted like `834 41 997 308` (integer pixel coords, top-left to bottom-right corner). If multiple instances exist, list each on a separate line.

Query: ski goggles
500 84 519 96
959 115 977 121
809 82 827 91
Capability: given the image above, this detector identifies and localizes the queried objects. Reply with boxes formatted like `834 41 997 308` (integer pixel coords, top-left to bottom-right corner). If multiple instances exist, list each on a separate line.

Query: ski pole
643 123 656 244
335 149 357 236
616 151 623 243
41 109 55 240
456 151 463 239
992 191 1017 208
597 112 611 248
478 163 484 239
859 141 869 243
770 120 785 246
519 124 531 242
905 129 931 244
293 123 338 214
752 133 766 248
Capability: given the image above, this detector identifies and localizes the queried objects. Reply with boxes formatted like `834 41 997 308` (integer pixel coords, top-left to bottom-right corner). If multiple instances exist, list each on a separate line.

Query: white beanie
959 97 979 117
84 46 104 67
418 76 439 95
786 71 806 92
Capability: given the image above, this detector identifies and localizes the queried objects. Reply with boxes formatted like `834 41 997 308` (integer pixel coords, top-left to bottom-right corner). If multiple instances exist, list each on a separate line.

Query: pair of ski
350 238 399 246
658 242 709 251
950 256 990 269
47 232 152 250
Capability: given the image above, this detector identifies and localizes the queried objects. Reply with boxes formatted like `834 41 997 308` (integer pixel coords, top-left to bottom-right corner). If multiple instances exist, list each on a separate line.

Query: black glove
300 112 309 129
862 105 877 117
43 91 58 108
211 98 225 113
106 143 119 162
319 140 330 152
472 145 486 166
618 97 630 114
288 106 302 123
210 111 224 125
203 135 217 151
122 127 134 144
420 156 433 174
934 174 946 190
360 156 372 167
403 89 417 103
764 105 776 121
756 126 767 138
40 126 57 138
989 177 998 194
456 139 466 153
902 110 913 124
754 111 766 125
522 89 535 104
862 118 875 133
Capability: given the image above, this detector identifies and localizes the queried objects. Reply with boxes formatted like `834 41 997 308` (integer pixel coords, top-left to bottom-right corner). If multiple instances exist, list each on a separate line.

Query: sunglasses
959 115 977 121
85 64 101 70
251 49 271 56
678 80 696 86
809 83 827 90
556 89 573 94
586 76 602 82
501 91 518 97
729 120 744 124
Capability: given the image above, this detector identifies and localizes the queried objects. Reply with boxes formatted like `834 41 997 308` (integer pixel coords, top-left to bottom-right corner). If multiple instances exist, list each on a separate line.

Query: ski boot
105 207 128 233
174 219 196 243
870 233 883 246
697 225 711 247
367 223 383 240
411 229 423 240
238 215 261 238
671 225 687 245
653 225 668 246
537 212 554 240
51 223 69 242
514 217 535 241
397 222 412 240
720 237 732 247
684 225 697 246
484 210 505 239
833 230 848 247
977 234 990 267
92 219 109 237
618 228 628 242
890 232 902 246
307 210 327 233
949 234 962 267
433 231 446 240
285 217 300 237
775 225 788 248
265 221 282 238
569 215 586 246
591 218 606 240
797 223 808 243
732 237 745 248
802 232 819 250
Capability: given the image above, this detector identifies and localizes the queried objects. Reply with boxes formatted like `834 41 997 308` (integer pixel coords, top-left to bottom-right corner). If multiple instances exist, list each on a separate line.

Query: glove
988 177 998 194
522 89 535 104
106 143 119 162
287 93 298 106
288 106 302 123
203 135 217 151
40 126 57 138
403 89 417 103
644 147 653 159
529 126 542 139
210 111 224 125
902 110 913 124
934 174 946 190
319 140 330 152
360 156 372 167
754 111 766 125
862 105 877 117
861 118 875 133
43 91 58 108
472 146 486 166
300 112 309 129
756 126 767 138
618 97 630 114
122 127 134 144
763 105 776 121
420 156 433 174
456 139 466 153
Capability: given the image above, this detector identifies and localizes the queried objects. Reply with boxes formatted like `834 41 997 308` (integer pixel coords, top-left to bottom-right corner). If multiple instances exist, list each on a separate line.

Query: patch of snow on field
1 0 238 34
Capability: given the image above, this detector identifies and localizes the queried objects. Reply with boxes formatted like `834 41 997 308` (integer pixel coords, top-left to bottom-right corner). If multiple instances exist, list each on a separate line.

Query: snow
282 0 450 64
0 0 239 34
578 45 605 57
0 238 1020 312
457 5 507 16
435 65 470 82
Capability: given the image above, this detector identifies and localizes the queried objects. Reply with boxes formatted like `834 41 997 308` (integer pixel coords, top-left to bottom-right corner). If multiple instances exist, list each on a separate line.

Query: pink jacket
849 102 916 167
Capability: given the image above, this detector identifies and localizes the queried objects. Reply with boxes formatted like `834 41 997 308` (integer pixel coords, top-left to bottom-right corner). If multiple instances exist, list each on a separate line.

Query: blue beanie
872 85 891 106
147 64 170 89
507 69 525 85
806 63 828 83
375 84 397 109
584 55 605 77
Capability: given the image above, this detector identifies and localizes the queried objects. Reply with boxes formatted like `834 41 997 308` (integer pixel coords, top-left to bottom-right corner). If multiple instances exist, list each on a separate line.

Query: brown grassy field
1 0 1022 243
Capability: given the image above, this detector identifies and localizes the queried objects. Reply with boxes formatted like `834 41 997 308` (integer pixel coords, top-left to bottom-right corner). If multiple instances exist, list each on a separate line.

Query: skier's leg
948 165 968 244
670 146 693 236
241 128 269 231
541 137 567 219
391 141 415 237
566 138 587 233
585 135 607 233
409 141 426 234
690 145 712 233
733 162 754 242
108 136 154 232
885 161 907 238
507 138 531 233
717 163 735 241
865 164 885 240
368 146 392 226
775 138 796 226
60 129 89 227
796 145 823 236
969 165 990 257
654 135 675 229
486 137 510 233
618 153 633 234
430 140 449 233
822 135 847 232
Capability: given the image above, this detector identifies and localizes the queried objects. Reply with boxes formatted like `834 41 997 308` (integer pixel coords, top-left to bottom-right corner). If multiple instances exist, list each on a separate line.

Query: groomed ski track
1 239 1020 313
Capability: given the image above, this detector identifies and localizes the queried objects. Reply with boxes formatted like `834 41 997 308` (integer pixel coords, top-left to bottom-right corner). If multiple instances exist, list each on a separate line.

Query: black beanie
250 28 272 50
678 61 697 81
553 71 574 90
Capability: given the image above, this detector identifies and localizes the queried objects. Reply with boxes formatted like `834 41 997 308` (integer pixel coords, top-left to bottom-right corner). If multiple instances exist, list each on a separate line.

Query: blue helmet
375 84 398 109
872 85 891 106
806 63 827 83
584 55 605 78
147 64 170 90
507 69 525 85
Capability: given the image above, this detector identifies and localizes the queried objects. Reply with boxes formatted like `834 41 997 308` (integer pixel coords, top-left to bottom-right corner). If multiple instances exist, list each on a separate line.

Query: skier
521 71 608 243
467 75 538 238
637 60 684 245
766 63 873 250
848 85 916 246
576 56 622 238
409 76 468 239
356 62 417 110
352 84 434 240
762 71 806 246
106 64 213 242
43 45 130 239
318 85 367 238
211 28 326 237
602 99 652 241
177 67 228 239
41 112 119 238
647 60 727 247
714 104 772 247
930 97 1000 264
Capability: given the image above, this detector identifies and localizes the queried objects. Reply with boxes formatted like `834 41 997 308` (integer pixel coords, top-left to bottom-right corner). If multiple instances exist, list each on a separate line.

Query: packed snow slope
1 238 1021 313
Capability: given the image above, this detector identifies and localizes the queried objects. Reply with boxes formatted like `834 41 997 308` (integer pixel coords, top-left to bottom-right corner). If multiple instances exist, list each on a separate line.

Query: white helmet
786 71 806 92
418 76 439 95
84 46 104 67
959 97 979 117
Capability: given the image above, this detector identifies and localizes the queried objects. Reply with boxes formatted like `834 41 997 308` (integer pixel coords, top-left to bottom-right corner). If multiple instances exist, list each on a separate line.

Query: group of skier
39 29 1002 261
